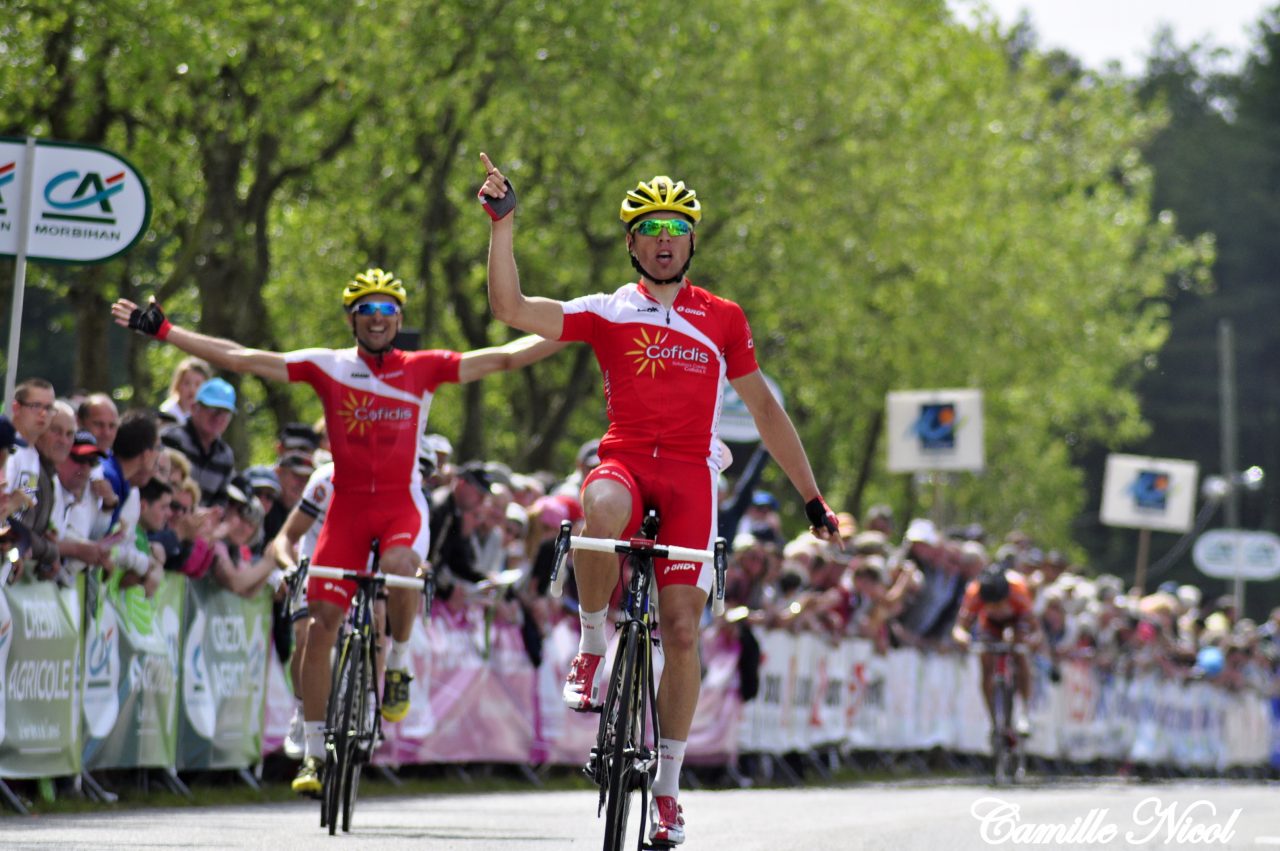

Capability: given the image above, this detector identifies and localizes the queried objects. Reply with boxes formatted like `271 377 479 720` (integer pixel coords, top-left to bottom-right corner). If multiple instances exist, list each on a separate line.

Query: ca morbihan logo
43 169 126 225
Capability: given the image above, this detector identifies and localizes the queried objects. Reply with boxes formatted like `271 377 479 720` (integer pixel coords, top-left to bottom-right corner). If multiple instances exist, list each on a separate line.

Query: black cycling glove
128 298 172 340
478 178 517 221
805 496 839 537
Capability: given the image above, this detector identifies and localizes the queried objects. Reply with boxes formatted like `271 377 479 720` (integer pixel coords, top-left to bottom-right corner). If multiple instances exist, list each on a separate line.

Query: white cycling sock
304 720 325 761
578 606 609 656
387 639 411 672
653 738 687 798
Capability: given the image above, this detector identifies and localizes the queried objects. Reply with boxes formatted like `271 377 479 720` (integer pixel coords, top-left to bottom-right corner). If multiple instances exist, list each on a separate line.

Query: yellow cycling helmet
342 267 407 308
619 175 702 227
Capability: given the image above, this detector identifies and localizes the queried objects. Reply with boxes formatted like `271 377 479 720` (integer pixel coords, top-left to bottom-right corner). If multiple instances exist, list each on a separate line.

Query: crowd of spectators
3 364 1275 715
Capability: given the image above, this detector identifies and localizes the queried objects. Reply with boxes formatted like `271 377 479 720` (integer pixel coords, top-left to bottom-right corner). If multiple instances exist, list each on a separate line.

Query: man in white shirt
52 425 114 574
4 378 55 508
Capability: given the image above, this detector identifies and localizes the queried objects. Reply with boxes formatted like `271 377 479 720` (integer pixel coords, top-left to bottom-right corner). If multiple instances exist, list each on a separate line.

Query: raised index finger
479 152 496 173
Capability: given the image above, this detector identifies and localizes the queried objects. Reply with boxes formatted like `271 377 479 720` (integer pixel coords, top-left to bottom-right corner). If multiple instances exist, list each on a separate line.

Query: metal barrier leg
236 768 261 791
80 771 118 804
0 778 29 815
375 765 404 787
514 764 542 787
158 768 192 799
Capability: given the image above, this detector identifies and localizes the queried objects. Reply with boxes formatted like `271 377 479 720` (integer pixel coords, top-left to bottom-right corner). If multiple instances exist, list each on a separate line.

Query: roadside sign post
0 135 151 407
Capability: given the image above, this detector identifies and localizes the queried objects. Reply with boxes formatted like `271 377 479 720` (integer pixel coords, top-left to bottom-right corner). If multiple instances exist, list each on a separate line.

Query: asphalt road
3 780 1277 850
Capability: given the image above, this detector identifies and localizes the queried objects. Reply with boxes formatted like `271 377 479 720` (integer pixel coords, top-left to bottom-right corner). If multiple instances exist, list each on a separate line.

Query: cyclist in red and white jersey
113 269 562 795
480 157 838 846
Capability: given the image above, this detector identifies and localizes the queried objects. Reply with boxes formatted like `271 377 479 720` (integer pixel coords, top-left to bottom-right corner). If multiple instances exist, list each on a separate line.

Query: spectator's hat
732 532 761 553
576 438 601 469
1196 645 1225 677
504 501 529 530
245 465 282 497
280 422 320 452
424 433 453 457
484 461 514 489
836 512 858 539
70 429 107 460
750 490 780 511
0 416 17 453
851 530 888 555
1176 584 1202 610
903 517 939 546
194 377 236 411
866 503 894 522
853 554 886 580
530 495 570 528
551 493 584 523
225 482 264 526
278 451 316 478
457 460 494 493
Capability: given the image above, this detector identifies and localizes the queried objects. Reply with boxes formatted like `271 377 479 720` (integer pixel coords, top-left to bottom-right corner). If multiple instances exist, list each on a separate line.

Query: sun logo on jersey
628 328 669 378
338 391 376 436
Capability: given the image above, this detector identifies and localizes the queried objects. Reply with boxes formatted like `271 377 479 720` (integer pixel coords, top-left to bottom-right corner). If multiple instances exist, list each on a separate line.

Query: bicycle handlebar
307 564 433 594
548 522 729 616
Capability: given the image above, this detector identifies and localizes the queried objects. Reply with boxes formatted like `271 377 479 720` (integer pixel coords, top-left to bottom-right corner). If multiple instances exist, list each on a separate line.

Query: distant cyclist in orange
480 155 838 846
952 564 1043 736
113 269 562 795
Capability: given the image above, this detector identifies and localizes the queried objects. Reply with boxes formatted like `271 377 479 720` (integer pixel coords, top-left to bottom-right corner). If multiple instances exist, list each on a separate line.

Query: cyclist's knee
581 481 632 535
309 600 343 634
379 546 420 576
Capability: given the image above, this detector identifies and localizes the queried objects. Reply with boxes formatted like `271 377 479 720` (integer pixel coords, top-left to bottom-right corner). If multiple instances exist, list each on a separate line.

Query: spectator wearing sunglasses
481 158 839 847
112 266 566 797
51 429 115 575
4 377 56 512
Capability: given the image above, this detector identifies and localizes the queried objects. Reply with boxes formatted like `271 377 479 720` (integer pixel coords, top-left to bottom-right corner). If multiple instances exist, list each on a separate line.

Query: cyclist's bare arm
731 369 822 502
480 153 566 340
457 335 569 384
270 505 317 570
111 298 289 382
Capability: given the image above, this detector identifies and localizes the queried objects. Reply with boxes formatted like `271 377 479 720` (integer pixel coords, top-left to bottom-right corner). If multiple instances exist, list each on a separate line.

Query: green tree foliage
0 0 1208 545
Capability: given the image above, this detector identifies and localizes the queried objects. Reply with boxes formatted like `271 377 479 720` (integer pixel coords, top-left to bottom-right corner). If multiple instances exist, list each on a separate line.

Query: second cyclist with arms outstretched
114 269 562 796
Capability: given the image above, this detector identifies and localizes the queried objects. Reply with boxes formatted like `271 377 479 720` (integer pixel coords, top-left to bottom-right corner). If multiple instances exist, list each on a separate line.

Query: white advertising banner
1099 453 1199 533
0 136 151 263
885 389 985 472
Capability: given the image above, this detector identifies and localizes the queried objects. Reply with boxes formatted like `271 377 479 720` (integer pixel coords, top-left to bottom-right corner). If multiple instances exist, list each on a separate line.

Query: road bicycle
975 639 1028 786
550 510 727 851
306 562 433 834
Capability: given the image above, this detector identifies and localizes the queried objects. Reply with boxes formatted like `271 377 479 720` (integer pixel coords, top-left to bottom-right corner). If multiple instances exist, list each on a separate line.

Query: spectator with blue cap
160 376 238 506
737 489 783 543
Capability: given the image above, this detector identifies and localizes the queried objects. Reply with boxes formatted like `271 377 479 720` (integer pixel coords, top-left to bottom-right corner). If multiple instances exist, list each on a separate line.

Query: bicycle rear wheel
602 621 644 851
323 633 355 834
341 634 372 832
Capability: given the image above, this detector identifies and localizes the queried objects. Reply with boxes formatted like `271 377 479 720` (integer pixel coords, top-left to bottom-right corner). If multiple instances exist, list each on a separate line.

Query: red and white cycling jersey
284 347 461 493
285 346 460 608
560 280 758 465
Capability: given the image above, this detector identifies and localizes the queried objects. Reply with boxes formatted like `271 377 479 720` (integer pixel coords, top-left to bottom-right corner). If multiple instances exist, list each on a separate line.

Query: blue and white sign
886 389 984 472
1100 454 1199 533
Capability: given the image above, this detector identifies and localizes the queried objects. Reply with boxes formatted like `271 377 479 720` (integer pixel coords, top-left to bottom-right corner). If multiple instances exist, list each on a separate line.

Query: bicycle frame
550 511 727 851
976 640 1026 786
308 564 433 834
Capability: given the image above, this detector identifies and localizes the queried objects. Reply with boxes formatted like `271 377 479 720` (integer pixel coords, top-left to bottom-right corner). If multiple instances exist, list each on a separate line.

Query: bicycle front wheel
323 633 355 834
991 679 1011 787
342 634 374 832
602 621 645 851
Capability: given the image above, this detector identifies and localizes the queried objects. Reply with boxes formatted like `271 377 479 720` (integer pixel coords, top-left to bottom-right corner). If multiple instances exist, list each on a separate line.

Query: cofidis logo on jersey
627 328 709 378
913 403 959 451
1129 470 1170 512
338 391 414 436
